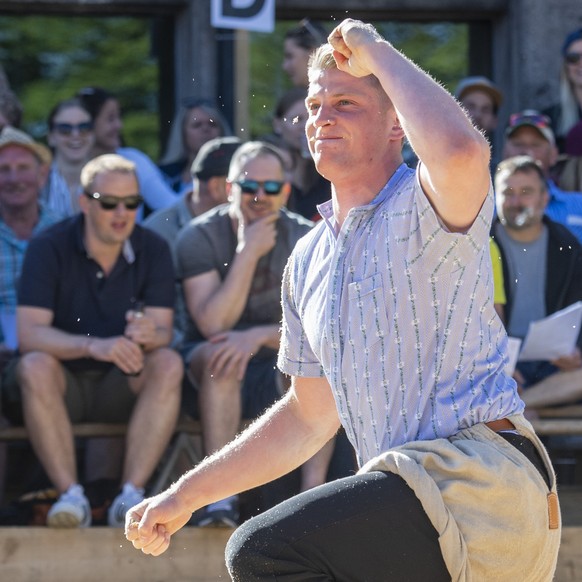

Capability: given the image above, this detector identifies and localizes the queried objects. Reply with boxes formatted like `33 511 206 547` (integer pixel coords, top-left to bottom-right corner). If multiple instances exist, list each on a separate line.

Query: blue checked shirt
278 164 523 467
0 205 61 342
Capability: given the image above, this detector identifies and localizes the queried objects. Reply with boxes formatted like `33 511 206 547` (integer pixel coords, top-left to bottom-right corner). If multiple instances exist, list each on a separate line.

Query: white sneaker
47 484 91 528
108 483 145 527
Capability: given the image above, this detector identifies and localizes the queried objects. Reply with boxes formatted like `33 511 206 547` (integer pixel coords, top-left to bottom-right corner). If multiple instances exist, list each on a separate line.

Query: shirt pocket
347 273 389 348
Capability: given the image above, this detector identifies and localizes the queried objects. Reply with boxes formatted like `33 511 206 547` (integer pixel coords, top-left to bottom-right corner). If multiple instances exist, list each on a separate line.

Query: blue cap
562 28 582 56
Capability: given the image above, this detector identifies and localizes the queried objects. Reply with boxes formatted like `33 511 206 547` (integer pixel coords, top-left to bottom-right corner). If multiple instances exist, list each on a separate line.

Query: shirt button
96 271 104 279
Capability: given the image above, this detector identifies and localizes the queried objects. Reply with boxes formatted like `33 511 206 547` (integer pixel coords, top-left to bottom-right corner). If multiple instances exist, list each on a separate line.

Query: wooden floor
0 487 581 582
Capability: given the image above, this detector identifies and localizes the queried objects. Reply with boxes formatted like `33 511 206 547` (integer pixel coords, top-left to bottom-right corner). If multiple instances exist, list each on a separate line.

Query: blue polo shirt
18 214 175 370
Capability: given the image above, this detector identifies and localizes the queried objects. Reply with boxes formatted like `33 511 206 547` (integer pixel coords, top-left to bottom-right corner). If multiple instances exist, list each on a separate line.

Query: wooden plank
530 419 582 436
537 406 582 419
0 526 232 582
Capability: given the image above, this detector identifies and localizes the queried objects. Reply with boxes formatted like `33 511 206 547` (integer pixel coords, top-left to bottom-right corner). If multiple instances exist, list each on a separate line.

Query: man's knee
17 352 63 396
145 348 184 384
225 517 276 581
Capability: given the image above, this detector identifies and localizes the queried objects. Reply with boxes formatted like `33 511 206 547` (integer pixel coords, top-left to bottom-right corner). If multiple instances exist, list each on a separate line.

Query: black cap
191 136 242 180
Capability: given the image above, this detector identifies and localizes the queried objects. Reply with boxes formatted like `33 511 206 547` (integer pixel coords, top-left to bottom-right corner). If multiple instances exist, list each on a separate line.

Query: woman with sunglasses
158 99 231 195
41 98 95 217
543 28 582 152
76 87 176 218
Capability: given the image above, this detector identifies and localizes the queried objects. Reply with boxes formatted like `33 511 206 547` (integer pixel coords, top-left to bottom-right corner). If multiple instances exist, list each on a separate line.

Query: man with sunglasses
9 153 183 528
127 20 559 580
174 141 313 527
503 109 582 242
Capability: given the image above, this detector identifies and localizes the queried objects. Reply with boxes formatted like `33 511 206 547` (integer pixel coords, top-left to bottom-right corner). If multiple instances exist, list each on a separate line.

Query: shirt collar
74 213 138 264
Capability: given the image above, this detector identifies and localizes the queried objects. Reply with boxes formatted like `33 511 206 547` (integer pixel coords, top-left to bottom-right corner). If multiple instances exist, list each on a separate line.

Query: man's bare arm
126 375 341 555
328 19 491 231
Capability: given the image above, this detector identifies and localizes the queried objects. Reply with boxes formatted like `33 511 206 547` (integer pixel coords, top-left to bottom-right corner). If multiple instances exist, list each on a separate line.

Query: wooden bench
531 405 582 436
0 415 207 495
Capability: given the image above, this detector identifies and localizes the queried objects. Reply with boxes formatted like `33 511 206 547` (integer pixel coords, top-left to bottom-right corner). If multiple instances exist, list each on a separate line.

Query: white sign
211 0 275 33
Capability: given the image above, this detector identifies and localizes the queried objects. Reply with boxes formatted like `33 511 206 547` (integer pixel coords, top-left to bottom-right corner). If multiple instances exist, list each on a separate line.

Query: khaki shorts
1 358 136 425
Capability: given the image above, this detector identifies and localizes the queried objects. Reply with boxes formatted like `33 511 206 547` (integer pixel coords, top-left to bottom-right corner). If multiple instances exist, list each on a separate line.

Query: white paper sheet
517 301 582 362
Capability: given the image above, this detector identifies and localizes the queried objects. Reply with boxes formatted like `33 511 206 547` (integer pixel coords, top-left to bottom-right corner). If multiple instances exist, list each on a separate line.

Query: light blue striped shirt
278 164 523 466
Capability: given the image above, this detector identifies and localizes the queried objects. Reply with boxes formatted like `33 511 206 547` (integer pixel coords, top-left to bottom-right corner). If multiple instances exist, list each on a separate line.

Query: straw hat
0 126 52 165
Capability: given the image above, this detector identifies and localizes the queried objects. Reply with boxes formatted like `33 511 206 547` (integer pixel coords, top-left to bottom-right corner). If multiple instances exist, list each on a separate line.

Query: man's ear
391 115 405 141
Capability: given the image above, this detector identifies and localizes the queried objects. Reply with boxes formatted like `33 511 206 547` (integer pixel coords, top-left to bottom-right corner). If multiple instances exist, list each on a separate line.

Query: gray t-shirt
494 224 548 338
175 204 313 344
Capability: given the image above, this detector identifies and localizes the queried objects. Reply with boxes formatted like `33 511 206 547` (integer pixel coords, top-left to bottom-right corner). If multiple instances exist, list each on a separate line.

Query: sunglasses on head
565 51 582 65
84 191 143 211
508 112 551 129
53 122 93 136
236 180 285 196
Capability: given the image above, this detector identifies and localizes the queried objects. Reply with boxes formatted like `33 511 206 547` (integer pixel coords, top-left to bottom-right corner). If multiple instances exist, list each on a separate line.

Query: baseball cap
191 136 242 180
562 28 582 56
455 76 503 109
505 110 555 146
0 126 52 165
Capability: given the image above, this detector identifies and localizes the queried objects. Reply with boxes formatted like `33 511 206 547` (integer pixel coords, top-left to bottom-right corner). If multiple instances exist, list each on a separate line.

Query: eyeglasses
235 180 285 196
84 191 143 210
53 122 93 136
565 52 582 65
508 112 551 129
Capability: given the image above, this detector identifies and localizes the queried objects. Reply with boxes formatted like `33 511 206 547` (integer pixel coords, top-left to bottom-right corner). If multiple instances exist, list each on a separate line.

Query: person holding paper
492 154 582 408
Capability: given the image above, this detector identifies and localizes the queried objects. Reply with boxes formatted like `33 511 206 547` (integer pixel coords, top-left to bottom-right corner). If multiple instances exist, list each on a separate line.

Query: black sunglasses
84 191 143 211
236 180 285 196
565 52 582 65
53 122 93 136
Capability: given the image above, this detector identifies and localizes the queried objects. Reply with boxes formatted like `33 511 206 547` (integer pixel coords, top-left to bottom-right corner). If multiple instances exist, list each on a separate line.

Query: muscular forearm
19 324 93 359
171 390 340 513
196 249 261 336
364 39 486 167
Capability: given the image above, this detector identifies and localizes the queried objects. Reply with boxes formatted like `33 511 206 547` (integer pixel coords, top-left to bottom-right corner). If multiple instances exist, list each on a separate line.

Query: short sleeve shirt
175 204 313 343
278 164 523 466
18 214 175 370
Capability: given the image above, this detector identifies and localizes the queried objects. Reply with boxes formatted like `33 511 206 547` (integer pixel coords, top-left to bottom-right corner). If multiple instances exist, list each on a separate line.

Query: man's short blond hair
307 42 388 104
80 154 137 192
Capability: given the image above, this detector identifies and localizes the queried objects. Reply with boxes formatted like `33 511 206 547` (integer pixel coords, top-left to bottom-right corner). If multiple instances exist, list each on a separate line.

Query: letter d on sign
211 0 275 33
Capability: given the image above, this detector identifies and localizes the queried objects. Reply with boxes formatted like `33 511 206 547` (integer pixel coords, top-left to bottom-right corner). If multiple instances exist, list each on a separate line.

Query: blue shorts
516 360 558 388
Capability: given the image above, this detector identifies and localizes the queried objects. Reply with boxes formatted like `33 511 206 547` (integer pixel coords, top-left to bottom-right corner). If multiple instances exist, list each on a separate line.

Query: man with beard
492 154 582 407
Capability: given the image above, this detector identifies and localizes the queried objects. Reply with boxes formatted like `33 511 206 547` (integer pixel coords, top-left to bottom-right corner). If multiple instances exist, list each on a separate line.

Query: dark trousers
226 470 450 582
226 433 550 581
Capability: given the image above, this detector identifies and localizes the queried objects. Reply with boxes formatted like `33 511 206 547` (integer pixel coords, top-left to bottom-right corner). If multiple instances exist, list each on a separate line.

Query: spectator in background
0 90 23 131
175 142 314 527
543 28 582 153
158 99 231 195
263 88 330 221
76 87 176 217
0 127 59 364
0 127 60 506
503 109 582 242
282 19 328 88
41 98 95 217
456 76 503 171
5 154 182 528
492 155 582 411
145 136 242 247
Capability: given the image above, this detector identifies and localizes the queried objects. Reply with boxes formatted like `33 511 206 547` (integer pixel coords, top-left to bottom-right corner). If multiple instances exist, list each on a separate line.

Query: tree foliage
0 15 159 158
0 15 467 158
